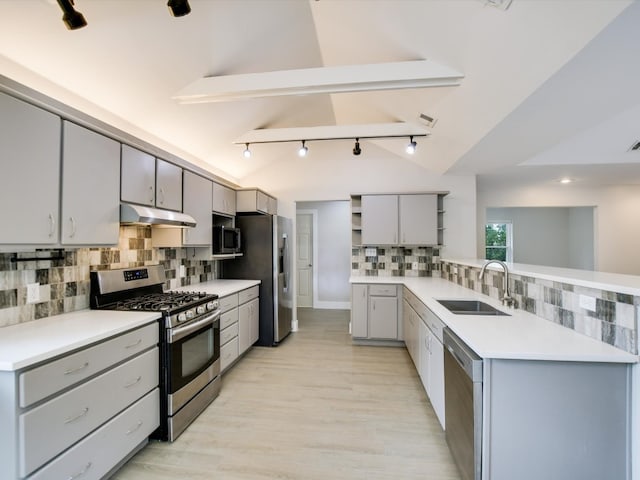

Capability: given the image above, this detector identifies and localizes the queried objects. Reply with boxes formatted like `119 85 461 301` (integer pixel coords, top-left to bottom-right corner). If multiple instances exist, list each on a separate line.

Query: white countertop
350 276 637 364
445 258 640 296
173 279 261 298
0 310 159 372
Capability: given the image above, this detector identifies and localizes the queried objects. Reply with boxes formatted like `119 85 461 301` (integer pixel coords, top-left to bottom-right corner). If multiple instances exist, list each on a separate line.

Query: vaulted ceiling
0 0 638 187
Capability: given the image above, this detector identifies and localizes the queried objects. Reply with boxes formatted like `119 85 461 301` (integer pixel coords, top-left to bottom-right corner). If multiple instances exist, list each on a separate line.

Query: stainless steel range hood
120 203 197 228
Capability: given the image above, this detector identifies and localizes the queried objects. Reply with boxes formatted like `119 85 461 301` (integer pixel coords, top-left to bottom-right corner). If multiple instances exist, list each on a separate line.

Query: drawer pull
126 420 143 435
67 462 92 480
64 362 89 375
124 376 142 388
125 338 143 349
64 407 89 424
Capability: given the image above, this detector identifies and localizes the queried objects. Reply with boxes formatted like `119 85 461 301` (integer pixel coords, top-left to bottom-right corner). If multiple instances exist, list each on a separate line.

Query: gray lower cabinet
351 284 401 341
61 121 121 245
0 322 159 480
219 286 260 373
0 92 61 245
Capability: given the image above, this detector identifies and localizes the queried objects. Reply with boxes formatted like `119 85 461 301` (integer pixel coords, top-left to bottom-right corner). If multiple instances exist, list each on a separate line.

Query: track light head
243 143 251 158
57 0 87 30
406 136 417 155
353 138 361 156
298 140 308 158
167 0 191 17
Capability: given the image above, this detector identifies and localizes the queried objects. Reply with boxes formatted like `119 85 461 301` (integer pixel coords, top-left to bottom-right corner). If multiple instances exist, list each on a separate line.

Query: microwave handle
236 229 242 251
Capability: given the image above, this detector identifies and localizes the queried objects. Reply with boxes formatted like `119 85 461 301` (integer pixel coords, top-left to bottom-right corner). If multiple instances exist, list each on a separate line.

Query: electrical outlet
179 265 186 277
579 295 597 312
412 262 419 270
26 283 40 304
365 248 377 257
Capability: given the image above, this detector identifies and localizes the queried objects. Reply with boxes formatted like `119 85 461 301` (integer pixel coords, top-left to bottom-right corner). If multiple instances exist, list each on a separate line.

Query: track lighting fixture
298 141 308 158
243 144 251 158
167 0 192 17
406 136 417 155
353 139 361 156
57 0 87 30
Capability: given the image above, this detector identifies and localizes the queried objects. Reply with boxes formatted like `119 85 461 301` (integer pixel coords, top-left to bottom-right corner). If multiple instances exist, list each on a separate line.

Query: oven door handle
169 311 220 343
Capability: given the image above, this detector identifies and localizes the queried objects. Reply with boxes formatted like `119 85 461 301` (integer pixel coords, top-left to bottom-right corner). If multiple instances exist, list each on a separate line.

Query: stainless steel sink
436 299 510 316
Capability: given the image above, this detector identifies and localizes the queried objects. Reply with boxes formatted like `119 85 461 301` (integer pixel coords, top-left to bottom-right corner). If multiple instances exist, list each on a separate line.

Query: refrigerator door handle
282 233 289 292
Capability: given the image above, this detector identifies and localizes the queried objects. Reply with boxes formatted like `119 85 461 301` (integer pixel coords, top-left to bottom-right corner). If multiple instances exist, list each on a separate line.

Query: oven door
166 311 220 414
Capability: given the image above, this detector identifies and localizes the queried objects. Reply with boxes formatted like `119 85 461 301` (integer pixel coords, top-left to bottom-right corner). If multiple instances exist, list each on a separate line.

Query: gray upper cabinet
61 122 120 245
121 145 182 211
399 194 438 245
212 182 236 216
361 195 398 245
236 189 276 215
121 145 155 207
0 92 61 244
155 159 182 212
183 171 212 246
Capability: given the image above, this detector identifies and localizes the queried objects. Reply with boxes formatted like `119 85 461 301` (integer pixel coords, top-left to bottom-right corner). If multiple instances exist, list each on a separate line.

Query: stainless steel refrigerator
222 214 293 346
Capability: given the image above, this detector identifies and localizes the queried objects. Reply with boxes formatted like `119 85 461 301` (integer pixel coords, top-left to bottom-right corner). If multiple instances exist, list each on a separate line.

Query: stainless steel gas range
90 265 220 441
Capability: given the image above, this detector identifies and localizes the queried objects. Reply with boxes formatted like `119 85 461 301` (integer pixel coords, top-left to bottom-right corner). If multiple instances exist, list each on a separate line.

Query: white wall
478 183 640 275
297 201 351 308
486 207 594 269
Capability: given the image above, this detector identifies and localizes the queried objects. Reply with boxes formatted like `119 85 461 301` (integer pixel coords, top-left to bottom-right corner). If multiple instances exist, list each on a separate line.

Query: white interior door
296 213 313 307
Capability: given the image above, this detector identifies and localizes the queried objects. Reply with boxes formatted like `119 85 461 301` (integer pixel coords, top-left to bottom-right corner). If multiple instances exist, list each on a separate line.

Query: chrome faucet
479 260 515 307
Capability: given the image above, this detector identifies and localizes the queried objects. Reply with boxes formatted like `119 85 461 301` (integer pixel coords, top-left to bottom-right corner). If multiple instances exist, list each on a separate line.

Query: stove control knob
177 313 187 323
196 305 206 315
207 301 218 311
185 309 195 320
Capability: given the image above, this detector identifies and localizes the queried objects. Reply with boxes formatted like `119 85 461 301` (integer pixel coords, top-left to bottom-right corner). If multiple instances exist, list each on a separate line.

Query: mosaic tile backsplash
351 246 440 277
441 261 638 354
0 226 218 328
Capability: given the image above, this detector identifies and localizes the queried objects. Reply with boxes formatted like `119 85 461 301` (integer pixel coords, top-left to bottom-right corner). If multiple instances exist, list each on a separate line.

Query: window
485 223 512 262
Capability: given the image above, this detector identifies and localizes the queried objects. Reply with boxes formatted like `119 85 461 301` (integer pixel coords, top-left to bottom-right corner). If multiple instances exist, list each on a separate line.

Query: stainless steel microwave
212 225 241 254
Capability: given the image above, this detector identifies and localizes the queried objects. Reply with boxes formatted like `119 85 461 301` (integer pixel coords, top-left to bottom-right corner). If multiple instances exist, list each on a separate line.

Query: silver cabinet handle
48 213 56 237
69 217 76 238
373 300 376 311
124 376 142 388
149 185 154 203
125 338 142 349
126 421 143 435
159 187 165 205
64 362 89 375
67 462 92 480
64 407 89 424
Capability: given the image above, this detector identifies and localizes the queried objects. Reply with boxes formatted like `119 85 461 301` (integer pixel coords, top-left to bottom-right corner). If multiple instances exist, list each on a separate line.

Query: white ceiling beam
234 123 429 144
174 60 463 104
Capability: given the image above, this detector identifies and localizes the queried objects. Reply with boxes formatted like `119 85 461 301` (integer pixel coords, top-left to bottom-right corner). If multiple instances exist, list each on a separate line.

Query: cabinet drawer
19 348 159 477
28 389 159 480
424 308 445 343
238 285 259 304
220 337 239 372
220 322 239 346
20 322 158 408
219 294 239 313
220 308 239 329
369 284 397 297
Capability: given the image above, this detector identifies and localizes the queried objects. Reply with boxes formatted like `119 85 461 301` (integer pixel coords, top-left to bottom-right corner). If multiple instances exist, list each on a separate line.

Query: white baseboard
313 300 351 310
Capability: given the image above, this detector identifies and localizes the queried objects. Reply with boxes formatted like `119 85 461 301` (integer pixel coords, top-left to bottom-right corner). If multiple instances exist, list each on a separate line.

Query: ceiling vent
419 113 438 128
629 141 640 152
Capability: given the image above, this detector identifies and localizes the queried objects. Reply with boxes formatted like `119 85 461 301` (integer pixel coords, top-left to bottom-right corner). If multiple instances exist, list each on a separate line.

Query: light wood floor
113 309 461 480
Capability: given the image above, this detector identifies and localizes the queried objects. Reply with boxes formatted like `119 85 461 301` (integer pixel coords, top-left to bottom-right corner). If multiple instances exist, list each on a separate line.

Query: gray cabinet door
155 159 182 211
368 296 398 339
212 182 235 216
0 92 61 244
361 195 398 245
400 194 437 245
238 301 252 354
351 285 368 338
61 122 120 245
182 171 212 246
121 144 155 206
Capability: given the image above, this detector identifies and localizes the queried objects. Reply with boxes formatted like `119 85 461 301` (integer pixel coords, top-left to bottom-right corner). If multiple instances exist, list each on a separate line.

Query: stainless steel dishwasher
443 328 483 480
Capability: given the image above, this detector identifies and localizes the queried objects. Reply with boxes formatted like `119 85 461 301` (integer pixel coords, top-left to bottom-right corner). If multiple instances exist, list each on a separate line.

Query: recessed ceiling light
559 178 573 184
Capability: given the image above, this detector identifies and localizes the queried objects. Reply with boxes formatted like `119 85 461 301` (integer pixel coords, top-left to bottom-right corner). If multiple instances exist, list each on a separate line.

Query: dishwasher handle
443 328 483 382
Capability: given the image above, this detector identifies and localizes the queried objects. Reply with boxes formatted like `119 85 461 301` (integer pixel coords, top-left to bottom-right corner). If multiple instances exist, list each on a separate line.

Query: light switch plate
27 283 40 304
579 294 597 312
179 265 186 277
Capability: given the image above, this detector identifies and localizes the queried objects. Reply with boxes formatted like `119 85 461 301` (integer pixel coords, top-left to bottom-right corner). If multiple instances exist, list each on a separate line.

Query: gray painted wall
297 200 351 307
486 207 594 269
